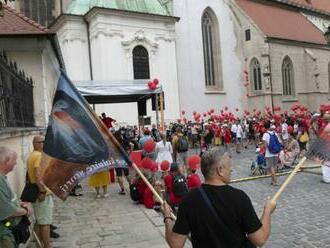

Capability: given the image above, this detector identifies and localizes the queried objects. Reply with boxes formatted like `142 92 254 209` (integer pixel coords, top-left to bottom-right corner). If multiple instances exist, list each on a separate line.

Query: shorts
115 168 129 177
0 233 17 248
177 152 188 166
33 195 54 225
236 137 242 144
265 156 278 170
298 141 306 150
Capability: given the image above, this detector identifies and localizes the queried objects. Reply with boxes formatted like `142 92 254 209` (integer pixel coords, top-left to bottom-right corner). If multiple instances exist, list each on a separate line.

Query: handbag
11 216 31 244
198 187 256 248
20 172 40 203
2 216 31 244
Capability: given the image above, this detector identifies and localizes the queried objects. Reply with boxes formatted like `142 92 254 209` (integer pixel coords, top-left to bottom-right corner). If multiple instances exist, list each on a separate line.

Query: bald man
0 147 32 248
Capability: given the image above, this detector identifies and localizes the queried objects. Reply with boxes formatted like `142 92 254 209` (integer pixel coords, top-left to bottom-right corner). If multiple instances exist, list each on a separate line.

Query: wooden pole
271 157 307 202
230 170 294 184
159 93 164 132
32 230 43 248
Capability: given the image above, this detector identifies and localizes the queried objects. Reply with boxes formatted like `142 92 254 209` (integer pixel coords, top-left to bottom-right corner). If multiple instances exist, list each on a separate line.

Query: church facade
31 0 330 124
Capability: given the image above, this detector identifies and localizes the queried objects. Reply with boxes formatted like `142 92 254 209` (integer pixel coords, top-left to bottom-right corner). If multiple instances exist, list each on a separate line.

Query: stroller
250 147 267 176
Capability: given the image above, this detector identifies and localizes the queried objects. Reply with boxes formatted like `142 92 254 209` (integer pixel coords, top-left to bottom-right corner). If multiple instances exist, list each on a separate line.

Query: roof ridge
3 5 50 32
272 0 330 17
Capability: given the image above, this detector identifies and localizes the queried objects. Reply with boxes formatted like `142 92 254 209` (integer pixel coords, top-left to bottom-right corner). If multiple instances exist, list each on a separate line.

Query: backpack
129 184 140 202
172 174 189 197
177 136 189 153
267 132 282 154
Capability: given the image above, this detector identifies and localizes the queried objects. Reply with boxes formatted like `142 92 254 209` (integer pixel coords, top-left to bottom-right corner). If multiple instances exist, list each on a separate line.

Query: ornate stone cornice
121 30 159 56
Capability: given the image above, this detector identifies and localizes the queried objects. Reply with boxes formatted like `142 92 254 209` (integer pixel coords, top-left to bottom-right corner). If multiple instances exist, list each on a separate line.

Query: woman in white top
156 133 173 165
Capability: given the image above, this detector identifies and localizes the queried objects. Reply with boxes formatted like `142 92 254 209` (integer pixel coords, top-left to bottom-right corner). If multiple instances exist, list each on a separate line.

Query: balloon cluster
147 78 159 90
178 103 330 125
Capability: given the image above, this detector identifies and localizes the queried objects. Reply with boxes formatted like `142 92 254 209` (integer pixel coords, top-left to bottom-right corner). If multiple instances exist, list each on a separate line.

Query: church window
250 58 262 91
282 56 295 96
133 46 150 79
245 29 251 41
202 8 223 90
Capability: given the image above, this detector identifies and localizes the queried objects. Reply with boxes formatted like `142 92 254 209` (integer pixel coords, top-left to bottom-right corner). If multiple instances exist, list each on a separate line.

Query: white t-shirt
231 124 238 133
236 124 243 138
281 123 289 140
262 131 280 157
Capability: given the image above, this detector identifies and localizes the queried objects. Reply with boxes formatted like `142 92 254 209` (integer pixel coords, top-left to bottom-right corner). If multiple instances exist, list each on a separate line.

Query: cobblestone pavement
28 145 330 248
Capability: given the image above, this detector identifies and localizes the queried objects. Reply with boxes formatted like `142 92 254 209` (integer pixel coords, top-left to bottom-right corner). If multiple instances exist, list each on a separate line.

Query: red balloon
150 161 158 172
160 160 170 171
287 125 294 134
153 78 159 85
144 139 156 153
181 110 185 115
188 155 201 170
203 113 207 117
210 109 214 113
193 111 197 116
149 82 157 90
235 108 239 112
141 157 153 169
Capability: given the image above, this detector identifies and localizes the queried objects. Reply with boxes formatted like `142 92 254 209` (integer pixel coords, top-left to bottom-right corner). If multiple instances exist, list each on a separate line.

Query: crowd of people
1 104 329 248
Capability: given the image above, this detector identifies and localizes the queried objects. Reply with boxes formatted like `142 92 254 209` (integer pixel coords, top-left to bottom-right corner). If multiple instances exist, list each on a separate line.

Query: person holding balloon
186 155 202 190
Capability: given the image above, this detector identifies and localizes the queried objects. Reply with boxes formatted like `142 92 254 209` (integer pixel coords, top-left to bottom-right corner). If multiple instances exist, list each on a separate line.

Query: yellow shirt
27 150 51 194
27 150 42 184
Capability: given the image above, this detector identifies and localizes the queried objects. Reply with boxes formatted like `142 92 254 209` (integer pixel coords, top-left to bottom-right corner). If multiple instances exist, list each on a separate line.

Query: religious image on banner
41 72 131 200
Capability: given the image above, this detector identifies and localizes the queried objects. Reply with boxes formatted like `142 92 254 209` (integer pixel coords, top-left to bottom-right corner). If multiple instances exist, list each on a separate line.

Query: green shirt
0 175 20 236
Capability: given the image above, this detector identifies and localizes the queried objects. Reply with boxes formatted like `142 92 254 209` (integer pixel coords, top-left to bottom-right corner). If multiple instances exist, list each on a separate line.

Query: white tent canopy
75 80 163 104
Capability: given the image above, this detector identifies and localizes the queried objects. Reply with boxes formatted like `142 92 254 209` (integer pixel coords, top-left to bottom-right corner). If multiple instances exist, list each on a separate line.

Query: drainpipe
83 17 95 109
84 18 93 81
41 47 49 126
267 42 275 113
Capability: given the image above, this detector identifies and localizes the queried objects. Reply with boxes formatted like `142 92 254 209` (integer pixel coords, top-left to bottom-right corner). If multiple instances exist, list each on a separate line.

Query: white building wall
0 37 60 195
55 17 91 81
173 0 243 117
56 11 181 125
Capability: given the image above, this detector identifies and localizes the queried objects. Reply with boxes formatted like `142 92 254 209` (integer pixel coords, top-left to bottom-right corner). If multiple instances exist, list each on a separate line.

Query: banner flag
41 72 131 200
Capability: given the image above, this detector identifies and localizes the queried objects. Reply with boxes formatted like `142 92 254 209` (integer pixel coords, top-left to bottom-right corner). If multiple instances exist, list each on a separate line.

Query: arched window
202 8 222 90
132 46 150 79
282 56 295 96
250 58 262 91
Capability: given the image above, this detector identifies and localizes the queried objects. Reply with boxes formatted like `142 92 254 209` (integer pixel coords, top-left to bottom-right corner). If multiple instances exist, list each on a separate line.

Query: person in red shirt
143 180 163 209
222 124 231 152
164 163 185 208
101 112 116 129
187 169 202 190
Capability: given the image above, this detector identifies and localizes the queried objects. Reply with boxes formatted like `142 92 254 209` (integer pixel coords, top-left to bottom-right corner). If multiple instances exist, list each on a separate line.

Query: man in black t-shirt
162 148 276 248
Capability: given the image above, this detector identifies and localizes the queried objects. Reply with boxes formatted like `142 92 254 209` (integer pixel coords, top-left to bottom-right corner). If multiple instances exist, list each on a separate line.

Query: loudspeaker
137 100 147 116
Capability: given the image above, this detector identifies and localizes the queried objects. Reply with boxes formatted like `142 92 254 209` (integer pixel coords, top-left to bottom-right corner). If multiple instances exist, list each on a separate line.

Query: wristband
163 216 174 223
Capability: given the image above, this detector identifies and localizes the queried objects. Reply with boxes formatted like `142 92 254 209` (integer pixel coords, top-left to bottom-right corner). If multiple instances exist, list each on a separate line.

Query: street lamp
325 26 330 44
